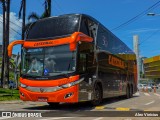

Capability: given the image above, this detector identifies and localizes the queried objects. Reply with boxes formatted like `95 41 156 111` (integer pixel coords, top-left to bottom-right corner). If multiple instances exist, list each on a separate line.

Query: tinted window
27 15 80 40
97 26 134 54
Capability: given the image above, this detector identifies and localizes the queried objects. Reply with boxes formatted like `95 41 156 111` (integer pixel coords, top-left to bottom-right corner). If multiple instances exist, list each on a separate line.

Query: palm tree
27 0 51 22
28 0 51 21
25 0 51 37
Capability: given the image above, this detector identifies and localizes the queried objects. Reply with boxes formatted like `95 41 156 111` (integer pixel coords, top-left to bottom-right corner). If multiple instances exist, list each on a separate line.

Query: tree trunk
4 0 10 88
22 0 26 40
1 0 6 88
48 0 51 17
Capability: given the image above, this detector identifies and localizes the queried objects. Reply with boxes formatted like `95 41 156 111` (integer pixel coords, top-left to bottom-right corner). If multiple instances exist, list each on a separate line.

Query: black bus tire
91 84 102 106
126 86 130 99
47 102 59 107
129 85 133 98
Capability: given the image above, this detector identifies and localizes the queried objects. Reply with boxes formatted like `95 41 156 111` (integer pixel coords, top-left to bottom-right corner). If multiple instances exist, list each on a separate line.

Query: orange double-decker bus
8 14 137 106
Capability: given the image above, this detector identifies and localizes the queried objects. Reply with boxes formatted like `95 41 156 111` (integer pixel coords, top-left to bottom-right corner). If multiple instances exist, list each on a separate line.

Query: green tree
25 0 51 32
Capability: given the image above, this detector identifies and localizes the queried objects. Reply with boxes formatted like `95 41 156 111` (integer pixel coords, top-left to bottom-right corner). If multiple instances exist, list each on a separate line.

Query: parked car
0 80 16 89
143 84 152 92
149 83 158 89
137 84 145 91
137 84 152 92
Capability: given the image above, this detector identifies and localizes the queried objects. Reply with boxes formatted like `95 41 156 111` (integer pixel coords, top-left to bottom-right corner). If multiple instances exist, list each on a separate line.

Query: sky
0 0 160 58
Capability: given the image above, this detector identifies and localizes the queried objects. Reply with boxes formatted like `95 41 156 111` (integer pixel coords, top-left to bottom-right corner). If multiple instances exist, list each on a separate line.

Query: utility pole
22 0 26 40
14 52 20 89
133 35 140 84
4 0 10 88
1 0 6 88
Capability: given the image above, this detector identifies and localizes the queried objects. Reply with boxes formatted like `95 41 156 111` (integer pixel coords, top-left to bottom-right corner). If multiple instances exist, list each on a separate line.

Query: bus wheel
129 85 133 98
126 86 130 99
47 102 59 107
91 84 102 106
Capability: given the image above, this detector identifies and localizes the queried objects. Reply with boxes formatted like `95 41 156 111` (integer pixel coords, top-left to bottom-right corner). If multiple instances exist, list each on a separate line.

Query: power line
0 3 22 36
139 29 160 46
0 15 22 28
53 0 64 13
0 3 23 24
0 4 22 28
112 1 160 31
0 17 22 36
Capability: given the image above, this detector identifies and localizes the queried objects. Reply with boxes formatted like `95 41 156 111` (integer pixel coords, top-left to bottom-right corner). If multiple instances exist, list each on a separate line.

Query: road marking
116 107 130 111
40 117 75 120
144 93 150 96
154 93 160 97
144 109 150 111
95 106 105 110
135 92 140 96
145 100 155 105
115 101 126 105
93 117 103 120
0 117 12 120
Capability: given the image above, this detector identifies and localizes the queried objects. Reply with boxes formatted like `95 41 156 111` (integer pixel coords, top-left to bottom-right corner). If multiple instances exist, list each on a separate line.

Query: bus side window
79 53 87 73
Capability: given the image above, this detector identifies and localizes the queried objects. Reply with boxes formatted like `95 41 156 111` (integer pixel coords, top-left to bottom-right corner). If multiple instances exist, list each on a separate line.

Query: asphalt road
0 91 160 120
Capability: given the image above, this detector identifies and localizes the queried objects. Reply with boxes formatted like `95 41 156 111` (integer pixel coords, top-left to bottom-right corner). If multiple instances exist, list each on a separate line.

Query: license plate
38 97 48 102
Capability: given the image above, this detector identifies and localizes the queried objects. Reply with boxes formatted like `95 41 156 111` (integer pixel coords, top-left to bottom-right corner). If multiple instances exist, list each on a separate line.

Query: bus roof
26 13 134 55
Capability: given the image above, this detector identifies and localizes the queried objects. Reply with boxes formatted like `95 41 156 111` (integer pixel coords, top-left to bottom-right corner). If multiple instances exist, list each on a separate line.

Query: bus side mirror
70 32 93 51
8 40 24 57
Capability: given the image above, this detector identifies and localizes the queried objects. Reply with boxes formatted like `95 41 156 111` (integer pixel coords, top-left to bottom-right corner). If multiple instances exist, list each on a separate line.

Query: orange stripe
23 37 70 48
23 32 93 48
20 75 79 87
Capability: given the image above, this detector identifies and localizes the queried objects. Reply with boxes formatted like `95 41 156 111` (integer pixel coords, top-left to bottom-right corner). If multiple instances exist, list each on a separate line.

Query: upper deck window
26 15 80 40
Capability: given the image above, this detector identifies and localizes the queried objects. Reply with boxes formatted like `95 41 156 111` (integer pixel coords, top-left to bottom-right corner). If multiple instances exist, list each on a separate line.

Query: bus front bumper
19 85 79 103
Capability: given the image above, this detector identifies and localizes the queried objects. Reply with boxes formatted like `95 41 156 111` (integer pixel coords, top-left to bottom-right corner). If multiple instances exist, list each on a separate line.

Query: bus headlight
60 78 84 88
61 83 74 88
20 83 27 88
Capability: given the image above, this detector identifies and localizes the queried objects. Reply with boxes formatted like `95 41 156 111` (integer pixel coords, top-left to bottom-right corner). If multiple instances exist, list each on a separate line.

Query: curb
95 106 144 111
0 100 23 104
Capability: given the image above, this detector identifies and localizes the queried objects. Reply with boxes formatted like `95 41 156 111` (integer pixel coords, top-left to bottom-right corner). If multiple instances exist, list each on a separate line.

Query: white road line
144 93 150 96
39 117 75 120
145 100 155 105
93 117 103 120
0 117 12 120
154 93 160 97
134 92 140 96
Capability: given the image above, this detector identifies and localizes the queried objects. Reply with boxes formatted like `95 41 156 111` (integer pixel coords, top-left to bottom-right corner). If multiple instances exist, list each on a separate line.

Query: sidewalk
0 100 23 104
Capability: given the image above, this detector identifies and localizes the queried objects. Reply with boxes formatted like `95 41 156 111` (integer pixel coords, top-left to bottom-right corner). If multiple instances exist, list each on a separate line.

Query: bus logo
40 88 44 93
108 55 125 69
34 41 53 47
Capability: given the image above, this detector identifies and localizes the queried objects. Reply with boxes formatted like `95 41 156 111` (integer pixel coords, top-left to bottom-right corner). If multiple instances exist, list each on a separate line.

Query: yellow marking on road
95 106 105 110
144 109 150 111
116 107 130 111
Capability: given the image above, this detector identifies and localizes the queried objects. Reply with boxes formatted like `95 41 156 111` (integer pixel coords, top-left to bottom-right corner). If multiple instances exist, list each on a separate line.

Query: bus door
77 42 96 101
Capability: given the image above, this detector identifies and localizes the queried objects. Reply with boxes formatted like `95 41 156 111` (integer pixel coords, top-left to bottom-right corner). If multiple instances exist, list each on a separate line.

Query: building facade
143 55 160 79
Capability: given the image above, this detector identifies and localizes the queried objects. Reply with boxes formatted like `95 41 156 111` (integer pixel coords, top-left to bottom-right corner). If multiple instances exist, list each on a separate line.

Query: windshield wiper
53 71 69 78
60 73 69 78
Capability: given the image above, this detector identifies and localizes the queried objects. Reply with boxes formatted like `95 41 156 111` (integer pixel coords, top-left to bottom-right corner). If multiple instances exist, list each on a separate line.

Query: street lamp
147 13 160 16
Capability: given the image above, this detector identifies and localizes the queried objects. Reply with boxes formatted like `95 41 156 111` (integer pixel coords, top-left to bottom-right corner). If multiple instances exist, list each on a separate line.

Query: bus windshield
21 45 76 77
